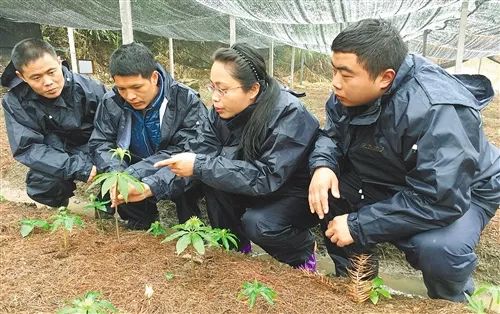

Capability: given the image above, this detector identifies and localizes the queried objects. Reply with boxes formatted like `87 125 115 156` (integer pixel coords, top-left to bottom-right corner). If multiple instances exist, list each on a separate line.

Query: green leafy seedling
83 193 110 219
51 206 84 250
88 148 143 240
238 279 277 310
211 228 239 251
162 216 216 255
369 276 392 305
147 221 167 237
20 218 50 237
465 284 500 314
57 291 117 314
164 272 175 281
0 194 5 202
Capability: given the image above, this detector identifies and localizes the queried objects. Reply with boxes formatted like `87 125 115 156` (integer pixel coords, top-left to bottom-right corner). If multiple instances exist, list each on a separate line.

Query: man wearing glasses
89 42 206 230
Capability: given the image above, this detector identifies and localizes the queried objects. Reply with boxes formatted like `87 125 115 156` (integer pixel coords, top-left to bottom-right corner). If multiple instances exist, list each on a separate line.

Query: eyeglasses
206 83 242 97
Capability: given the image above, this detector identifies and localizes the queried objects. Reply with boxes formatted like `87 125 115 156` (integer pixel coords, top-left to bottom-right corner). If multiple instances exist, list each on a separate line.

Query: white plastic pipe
119 0 134 44
67 27 78 73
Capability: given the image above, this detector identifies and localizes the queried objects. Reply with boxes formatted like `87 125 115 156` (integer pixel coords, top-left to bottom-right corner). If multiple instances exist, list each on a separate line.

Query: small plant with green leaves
164 271 175 281
51 206 84 250
83 193 110 220
147 221 167 237
211 228 239 251
238 279 277 310
369 276 392 305
162 216 216 255
19 218 50 237
465 284 500 314
88 148 143 240
57 291 117 314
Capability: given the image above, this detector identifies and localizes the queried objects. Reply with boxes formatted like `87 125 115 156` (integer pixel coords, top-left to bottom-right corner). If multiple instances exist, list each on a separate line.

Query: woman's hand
154 152 196 177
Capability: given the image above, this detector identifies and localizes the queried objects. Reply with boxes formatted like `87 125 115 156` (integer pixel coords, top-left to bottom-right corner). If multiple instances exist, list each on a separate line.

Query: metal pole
455 0 469 73
268 41 274 77
290 46 295 88
229 15 236 46
67 27 78 73
119 0 134 44
169 38 175 79
299 49 305 85
422 29 430 57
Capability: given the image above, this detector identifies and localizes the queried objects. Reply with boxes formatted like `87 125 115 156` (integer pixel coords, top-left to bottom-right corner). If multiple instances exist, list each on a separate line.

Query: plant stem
63 228 68 250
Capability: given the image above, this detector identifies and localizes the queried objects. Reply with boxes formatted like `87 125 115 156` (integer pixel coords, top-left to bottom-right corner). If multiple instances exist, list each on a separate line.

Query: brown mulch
0 202 468 314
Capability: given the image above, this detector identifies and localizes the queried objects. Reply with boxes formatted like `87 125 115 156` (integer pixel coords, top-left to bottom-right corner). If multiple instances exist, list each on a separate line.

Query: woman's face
209 61 259 119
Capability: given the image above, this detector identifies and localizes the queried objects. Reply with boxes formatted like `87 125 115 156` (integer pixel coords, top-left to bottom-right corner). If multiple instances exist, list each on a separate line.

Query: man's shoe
239 242 252 254
297 253 317 272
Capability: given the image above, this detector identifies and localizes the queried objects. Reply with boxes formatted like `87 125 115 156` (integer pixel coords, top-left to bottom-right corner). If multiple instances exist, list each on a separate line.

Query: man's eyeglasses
206 83 242 97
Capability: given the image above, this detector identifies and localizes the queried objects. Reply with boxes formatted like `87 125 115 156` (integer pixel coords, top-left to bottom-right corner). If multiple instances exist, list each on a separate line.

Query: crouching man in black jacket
308 19 499 302
89 42 207 230
1 39 106 207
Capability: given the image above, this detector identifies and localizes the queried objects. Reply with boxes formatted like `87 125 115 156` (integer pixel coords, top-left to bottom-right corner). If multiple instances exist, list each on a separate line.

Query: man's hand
111 183 153 208
308 167 340 219
325 214 354 247
154 152 196 177
87 165 97 183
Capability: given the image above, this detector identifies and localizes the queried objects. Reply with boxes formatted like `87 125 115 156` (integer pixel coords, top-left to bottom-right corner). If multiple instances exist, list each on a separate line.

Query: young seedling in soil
83 193 110 220
164 271 175 281
57 291 117 314
50 206 84 250
211 228 239 251
147 221 167 237
19 218 50 237
465 284 500 314
238 279 277 310
162 216 218 259
369 276 392 305
88 148 143 241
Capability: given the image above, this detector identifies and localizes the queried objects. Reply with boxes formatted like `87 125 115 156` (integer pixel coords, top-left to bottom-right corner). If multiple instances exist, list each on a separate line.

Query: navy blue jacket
143 88 319 201
1 64 106 182
309 54 499 247
89 64 207 191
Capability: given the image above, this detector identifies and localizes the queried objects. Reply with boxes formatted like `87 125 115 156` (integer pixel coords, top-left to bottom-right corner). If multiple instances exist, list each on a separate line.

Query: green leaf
378 288 392 299
372 276 384 288
20 224 35 237
176 233 191 254
191 233 205 255
164 272 174 281
101 175 117 198
162 230 188 243
222 237 229 251
87 173 109 191
117 175 129 203
369 290 379 305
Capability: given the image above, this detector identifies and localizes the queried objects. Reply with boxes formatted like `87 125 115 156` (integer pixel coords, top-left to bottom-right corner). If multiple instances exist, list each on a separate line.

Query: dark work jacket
1 64 106 181
144 88 319 201
89 64 207 193
309 54 499 247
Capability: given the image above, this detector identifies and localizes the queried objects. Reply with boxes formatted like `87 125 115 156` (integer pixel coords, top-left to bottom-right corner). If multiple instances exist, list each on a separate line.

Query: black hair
11 38 58 71
331 19 408 78
109 42 156 78
212 43 281 161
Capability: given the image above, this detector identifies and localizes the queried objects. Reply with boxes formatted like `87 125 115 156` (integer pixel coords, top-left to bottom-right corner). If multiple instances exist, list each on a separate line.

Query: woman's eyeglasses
206 83 242 97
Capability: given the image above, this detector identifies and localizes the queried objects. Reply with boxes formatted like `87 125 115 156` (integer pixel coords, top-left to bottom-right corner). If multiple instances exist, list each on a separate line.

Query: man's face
330 52 391 107
113 71 159 110
16 53 65 99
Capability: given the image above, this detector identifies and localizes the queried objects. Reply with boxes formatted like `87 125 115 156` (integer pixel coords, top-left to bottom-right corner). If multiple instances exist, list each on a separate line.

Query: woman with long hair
121 43 320 269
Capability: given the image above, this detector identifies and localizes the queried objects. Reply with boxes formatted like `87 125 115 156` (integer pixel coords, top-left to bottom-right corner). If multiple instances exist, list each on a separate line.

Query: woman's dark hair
212 43 280 160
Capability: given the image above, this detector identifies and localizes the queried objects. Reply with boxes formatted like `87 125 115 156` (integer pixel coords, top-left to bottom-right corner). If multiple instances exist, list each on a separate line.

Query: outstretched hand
111 183 152 208
154 152 196 177
308 167 340 219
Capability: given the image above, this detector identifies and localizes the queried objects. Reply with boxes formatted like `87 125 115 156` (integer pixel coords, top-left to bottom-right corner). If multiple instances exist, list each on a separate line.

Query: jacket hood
389 54 494 110
1 61 22 89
